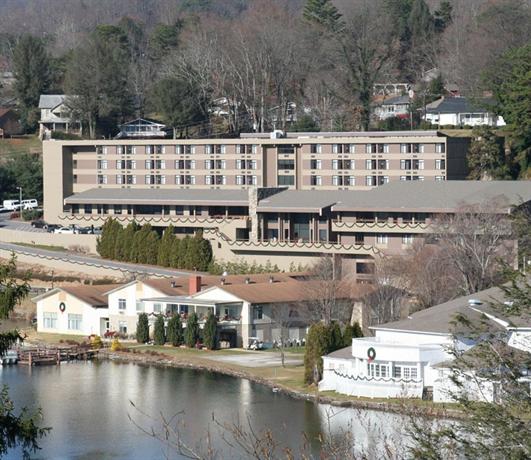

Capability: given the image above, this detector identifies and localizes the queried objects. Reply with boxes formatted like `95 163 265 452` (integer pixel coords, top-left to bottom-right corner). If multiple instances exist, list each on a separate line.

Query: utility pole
16 186 22 209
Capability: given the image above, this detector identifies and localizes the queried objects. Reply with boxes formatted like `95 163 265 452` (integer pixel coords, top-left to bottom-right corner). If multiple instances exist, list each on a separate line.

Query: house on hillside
38 94 81 139
319 285 530 402
0 107 22 137
116 118 167 139
374 95 411 120
422 96 505 127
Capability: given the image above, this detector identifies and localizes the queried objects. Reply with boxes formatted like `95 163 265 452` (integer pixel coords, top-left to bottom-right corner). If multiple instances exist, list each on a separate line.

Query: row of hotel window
43 312 82 330
93 159 258 170
308 159 446 170
92 159 445 171
94 143 445 155
94 175 258 185
92 174 444 186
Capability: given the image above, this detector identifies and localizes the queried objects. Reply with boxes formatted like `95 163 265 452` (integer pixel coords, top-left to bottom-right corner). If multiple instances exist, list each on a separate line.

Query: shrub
329 321 343 352
51 131 81 140
153 315 166 346
136 313 149 344
342 322 363 347
91 335 103 349
167 315 183 347
110 338 122 351
21 209 42 221
184 312 200 348
203 312 217 350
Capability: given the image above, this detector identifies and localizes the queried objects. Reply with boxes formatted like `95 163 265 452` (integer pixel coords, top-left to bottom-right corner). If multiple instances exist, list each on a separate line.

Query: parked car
77 226 96 234
46 224 59 233
54 226 76 234
248 337 264 350
2 200 20 211
31 220 48 229
21 199 38 210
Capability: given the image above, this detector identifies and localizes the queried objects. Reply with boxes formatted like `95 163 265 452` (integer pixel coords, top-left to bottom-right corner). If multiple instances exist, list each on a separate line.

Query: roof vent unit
270 130 284 139
468 299 483 306
269 276 274 284
220 277 225 285
170 281 176 288
245 277 251 284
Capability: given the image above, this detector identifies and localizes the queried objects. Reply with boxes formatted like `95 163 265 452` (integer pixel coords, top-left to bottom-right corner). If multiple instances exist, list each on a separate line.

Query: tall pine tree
184 312 200 348
153 315 166 346
158 225 175 267
203 312 218 350
167 315 183 347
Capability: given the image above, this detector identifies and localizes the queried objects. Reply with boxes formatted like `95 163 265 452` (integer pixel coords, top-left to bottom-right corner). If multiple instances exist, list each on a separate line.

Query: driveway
209 350 303 368
0 241 197 278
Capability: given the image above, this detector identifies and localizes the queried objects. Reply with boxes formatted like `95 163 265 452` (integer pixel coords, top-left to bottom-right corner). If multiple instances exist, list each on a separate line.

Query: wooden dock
17 346 100 366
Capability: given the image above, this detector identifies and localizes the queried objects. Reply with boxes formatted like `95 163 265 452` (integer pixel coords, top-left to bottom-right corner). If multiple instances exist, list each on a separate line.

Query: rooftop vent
269 276 274 284
220 277 225 285
245 277 251 284
170 281 176 288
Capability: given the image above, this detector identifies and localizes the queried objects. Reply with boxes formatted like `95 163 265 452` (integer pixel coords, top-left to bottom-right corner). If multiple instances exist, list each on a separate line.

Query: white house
33 284 117 336
374 95 411 120
320 286 529 402
116 118 167 139
422 96 505 127
38 94 81 139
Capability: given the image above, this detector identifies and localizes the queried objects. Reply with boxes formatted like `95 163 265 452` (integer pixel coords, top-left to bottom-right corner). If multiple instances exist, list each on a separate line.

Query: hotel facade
43 131 529 273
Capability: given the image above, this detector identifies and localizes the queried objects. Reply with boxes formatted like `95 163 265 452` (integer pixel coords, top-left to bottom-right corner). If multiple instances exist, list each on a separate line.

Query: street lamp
16 186 22 209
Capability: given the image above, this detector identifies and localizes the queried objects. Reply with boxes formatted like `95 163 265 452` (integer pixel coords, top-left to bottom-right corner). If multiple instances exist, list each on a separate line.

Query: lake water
2 361 406 459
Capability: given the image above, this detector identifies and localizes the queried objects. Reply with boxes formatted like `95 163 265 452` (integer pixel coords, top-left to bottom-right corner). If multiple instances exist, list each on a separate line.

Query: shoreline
98 349 464 420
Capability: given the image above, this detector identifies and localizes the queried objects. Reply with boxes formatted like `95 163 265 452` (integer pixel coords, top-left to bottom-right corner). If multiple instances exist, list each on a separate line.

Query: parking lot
0 212 47 233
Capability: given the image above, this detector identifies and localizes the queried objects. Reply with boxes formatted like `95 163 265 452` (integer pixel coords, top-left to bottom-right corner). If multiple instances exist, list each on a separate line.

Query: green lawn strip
26 331 88 344
14 242 67 252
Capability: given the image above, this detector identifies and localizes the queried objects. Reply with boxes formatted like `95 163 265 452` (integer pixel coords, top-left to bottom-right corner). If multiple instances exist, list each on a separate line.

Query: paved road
0 241 196 278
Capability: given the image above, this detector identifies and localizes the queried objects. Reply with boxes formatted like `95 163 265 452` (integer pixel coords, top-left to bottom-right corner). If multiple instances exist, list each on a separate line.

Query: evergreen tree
13 35 51 131
166 315 183 347
158 225 175 267
184 312 200 348
131 224 158 264
467 126 510 180
329 321 343 352
96 218 121 259
203 312 218 350
487 44 531 177
408 0 434 42
434 0 453 33
342 322 363 347
149 21 183 61
169 237 183 269
304 323 332 385
303 0 343 33
153 314 166 346
136 313 149 344
186 231 213 271
180 236 192 269
115 221 139 262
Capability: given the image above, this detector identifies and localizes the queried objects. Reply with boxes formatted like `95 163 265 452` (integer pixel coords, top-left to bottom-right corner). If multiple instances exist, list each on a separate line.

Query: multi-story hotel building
43 131 529 274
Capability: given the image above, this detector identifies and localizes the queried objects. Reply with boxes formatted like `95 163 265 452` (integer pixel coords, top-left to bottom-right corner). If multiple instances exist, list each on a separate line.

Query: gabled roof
373 285 528 335
38 94 67 110
380 95 410 106
425 96 493 114
326 346 353 359
213 280 372 304
33 284 118 307
119 118 166 128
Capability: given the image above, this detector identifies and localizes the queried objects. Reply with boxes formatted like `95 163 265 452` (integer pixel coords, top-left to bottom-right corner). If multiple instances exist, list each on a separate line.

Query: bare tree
432 200 515 295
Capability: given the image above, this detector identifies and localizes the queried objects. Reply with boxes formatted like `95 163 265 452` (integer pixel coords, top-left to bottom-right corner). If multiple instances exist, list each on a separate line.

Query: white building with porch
319 286 529 402
38 94 81 139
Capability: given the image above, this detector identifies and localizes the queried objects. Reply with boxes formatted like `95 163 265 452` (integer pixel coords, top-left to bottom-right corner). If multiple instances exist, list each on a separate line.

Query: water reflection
2 361 408 459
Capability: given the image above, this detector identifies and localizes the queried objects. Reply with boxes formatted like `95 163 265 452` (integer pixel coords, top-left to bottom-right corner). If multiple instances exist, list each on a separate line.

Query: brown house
0 108 22 138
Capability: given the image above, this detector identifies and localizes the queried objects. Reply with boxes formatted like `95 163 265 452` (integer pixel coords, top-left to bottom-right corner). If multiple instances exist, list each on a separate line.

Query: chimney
189 275 201 295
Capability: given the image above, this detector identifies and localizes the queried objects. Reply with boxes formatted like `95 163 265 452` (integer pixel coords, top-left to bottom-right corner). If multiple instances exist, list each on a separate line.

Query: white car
54 226 76 234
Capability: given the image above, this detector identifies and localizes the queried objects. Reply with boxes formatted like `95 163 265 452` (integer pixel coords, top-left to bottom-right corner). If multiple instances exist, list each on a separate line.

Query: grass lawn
25 330 88 344
0 136 41 161
439 129 474 137
14 242 67 252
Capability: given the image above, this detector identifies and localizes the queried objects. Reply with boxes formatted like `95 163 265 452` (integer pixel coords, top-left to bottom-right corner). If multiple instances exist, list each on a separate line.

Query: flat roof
331 181 531 213
64 188 249 206
257 190 352 213
241 130 442 139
